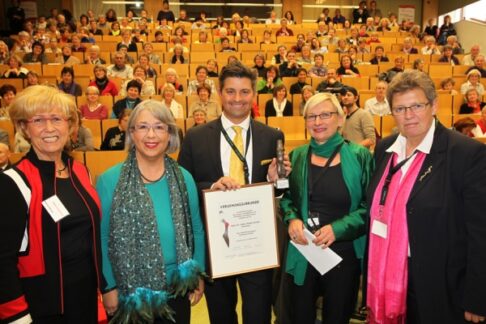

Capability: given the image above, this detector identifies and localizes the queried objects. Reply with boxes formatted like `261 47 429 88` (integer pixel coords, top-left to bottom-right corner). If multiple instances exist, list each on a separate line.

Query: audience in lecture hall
1 6 485 323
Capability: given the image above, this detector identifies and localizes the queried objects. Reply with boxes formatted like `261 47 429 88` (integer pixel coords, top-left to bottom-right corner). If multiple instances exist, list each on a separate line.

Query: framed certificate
202 182 280 278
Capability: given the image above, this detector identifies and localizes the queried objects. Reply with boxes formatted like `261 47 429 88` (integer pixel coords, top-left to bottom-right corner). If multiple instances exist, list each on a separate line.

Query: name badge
42 195 70 222
371 219 387 239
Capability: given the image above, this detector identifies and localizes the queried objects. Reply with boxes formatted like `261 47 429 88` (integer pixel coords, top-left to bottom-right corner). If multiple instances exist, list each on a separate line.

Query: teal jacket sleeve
95 167 119 291
181 168 206 271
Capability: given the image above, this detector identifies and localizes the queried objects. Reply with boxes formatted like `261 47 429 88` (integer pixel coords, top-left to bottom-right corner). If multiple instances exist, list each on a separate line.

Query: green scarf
309 132 344 158
109 148 202 323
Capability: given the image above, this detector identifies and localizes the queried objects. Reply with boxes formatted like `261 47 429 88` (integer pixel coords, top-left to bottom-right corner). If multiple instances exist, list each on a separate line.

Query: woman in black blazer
366 70 486 323
265 84 293 117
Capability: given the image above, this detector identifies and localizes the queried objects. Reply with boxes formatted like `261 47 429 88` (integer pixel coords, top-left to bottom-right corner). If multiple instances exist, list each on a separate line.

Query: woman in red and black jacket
0 85 105 324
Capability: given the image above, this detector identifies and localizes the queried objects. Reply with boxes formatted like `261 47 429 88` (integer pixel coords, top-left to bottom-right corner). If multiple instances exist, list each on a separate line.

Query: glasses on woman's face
132 123 169 135
26 115 68 128
305 111 338 122
391 102 429 115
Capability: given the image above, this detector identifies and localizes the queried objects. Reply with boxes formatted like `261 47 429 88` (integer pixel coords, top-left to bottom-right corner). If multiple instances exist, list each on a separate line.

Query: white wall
455 20 486 53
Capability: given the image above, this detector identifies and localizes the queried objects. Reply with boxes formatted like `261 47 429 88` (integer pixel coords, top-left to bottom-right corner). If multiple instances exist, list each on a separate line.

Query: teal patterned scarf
109 148 202 323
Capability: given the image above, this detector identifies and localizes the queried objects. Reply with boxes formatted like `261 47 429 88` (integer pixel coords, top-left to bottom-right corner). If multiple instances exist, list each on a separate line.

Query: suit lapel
408 124 448 202
208 119 224 177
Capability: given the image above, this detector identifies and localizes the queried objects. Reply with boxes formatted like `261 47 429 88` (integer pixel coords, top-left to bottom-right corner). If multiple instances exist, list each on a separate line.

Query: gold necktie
229 126 245 185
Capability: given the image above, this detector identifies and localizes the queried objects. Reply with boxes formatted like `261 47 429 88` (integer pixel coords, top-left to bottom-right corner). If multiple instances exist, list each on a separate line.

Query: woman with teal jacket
281 92 373 324
96 100 206 324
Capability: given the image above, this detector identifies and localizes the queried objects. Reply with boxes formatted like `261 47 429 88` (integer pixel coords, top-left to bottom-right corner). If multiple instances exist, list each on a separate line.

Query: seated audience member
421 36 441 55
89 65 119 96
271 45 287 65
84 45 106 64
453 117 477 137
58 66 82 97
279 51 301 77
14 131 30 153
170 44 186 64
25 71 40 87
238 29 253 44
465 55 486 78
118 44 135 64
439 78 458 95
108 21 121 36
366 32 381 45
117 29 138 52
191 108 208 127
252 54 267 78
100 109 131 150
219 37 236 52
227 55 239 65
206 59 219 77
472 106 486 137
446 35 463 55
70 34 86 52
265 10 280 25
3 56 29 78
364 80 390 116
0 41 10 64
188 83 222 120
369 45 389 64
257 65 283 94
299 85 315 115
160 68 184 94
460 69 484 96
459 88 486 114
88 19 103 35
79 86 108 119
55 46 81 65
44 37 62 56
337 54 360 77
346 27 360 46
194 30 210 44
0 84 16 117
160 83 184 119
0 128 8 145
316 68 343 92
412 58 426 72
153 30 166 43
401 37 418 54
112 80 143 118
23 41 48 64
187 66 217 96
260 30 275 45
70 112 94 151
143 42 162 64
275 18 293 36
310 38 328 55
291 34 306 53
439 45 460 65
347 46 362 65
308 53 327 77
137 54 158 78
335 39 349 54
290 68 310 95
119 65 155 97
298 45 313 64
0 142 11 171
380 57 405 82
107 51 134 79
462 44 482 66
265 84 293 117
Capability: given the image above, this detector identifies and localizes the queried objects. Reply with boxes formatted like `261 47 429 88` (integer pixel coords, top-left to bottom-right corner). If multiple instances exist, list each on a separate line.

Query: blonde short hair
303 92 345 118
9 85 78 138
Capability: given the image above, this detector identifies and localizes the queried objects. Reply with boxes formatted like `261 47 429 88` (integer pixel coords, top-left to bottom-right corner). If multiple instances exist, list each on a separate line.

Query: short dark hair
126 79 142 93
0 84 17 97
61 66 74 78
196 83 211 96
219 61 257 93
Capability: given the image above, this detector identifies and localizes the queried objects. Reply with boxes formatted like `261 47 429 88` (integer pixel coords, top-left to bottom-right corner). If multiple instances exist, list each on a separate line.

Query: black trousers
289 247 360 324
154 295 190 324
33 271 98 324
204 269 273 324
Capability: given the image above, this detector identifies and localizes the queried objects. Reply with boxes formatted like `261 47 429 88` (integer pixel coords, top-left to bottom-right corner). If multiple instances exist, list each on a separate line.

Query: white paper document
290 228 343 275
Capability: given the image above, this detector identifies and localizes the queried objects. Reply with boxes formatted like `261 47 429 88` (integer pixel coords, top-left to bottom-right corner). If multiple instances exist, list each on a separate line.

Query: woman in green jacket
281 92 373 324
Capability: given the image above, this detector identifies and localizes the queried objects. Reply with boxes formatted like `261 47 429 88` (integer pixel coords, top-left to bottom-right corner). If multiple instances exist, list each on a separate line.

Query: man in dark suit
366 70 486 323
178 61 290 324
